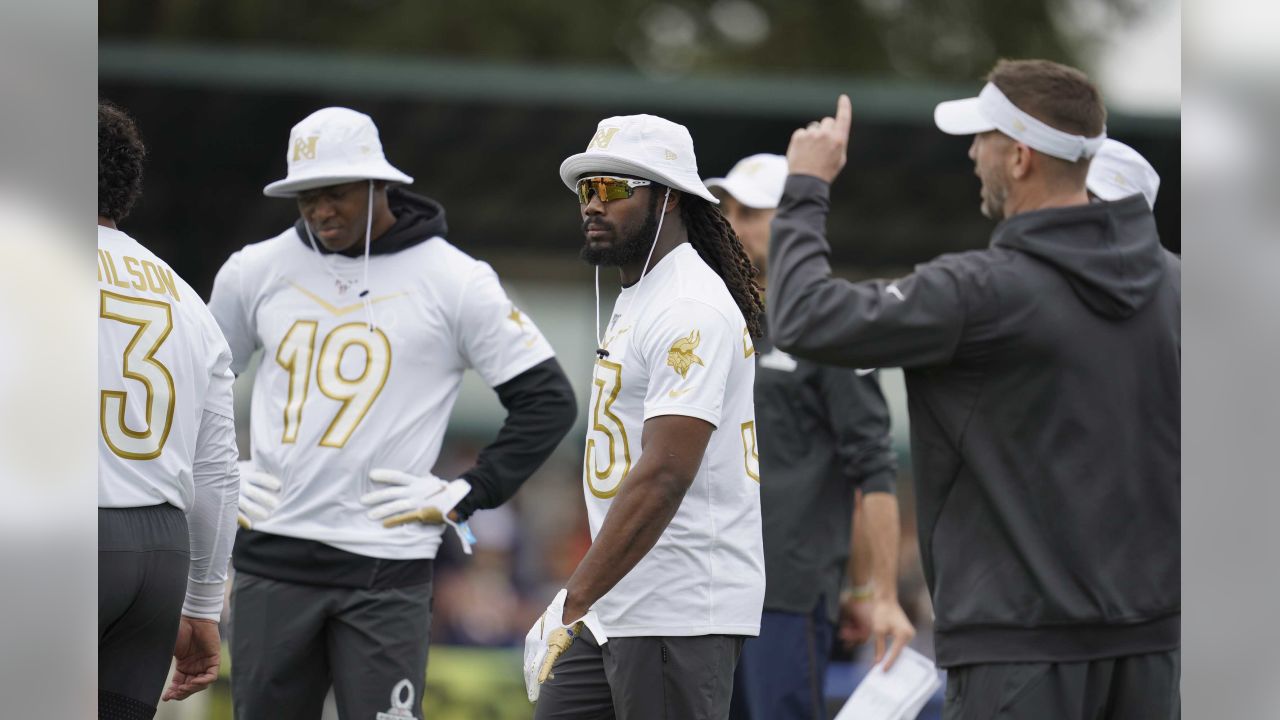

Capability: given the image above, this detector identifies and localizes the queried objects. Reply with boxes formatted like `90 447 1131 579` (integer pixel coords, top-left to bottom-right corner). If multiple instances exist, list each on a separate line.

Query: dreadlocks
680 196 766 338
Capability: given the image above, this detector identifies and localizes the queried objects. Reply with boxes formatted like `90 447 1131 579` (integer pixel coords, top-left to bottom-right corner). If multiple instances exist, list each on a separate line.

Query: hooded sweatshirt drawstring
300 181 380 333
359 180 378 332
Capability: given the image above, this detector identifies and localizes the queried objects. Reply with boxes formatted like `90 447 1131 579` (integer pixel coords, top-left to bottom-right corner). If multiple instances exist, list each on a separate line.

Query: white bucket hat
1086 139 1160 209
704 153 788 209
934 82 1106 162
559 114 719 204
263 107 413 198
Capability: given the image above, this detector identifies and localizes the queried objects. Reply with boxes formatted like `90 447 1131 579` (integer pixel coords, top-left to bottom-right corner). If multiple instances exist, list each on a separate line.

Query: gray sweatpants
99 504 190 719
943 650 1181 720
229 571 433 720
534 628 744 720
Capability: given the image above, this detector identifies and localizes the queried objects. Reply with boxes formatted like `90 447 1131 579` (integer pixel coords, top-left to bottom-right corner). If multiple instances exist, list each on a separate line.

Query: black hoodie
294 187 448 257
767 175 1180 667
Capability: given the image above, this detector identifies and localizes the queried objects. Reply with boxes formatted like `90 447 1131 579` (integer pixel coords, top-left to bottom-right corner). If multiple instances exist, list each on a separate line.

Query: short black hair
98 100 146 221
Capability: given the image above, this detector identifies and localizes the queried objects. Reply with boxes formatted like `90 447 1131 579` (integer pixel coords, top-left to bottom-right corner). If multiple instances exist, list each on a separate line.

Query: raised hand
785 94 853 184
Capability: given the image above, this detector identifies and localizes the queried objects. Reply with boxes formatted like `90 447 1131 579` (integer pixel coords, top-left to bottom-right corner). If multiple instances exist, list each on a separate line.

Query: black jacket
767 175 1180 667
753 330 896 623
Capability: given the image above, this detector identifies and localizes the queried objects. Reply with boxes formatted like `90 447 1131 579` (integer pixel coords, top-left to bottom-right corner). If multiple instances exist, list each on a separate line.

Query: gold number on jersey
276 320 392 448
740 420 761 483
584 359 631 498
316 323 392 447
99 290 176 460
276 320 317 444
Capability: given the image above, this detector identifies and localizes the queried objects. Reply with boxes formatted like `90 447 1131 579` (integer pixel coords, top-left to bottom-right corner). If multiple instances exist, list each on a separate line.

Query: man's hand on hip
360 469 471 528
237 462 281 530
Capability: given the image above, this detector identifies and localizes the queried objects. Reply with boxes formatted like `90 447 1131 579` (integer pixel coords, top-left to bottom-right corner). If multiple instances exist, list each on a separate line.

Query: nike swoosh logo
602 326 631 351
886 284 905 301
855 368 877 376
668 386 697 399
290 283 406 317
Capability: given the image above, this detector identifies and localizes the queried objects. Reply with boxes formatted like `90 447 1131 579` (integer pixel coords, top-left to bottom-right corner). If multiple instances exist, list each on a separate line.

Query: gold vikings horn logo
667 330 705 378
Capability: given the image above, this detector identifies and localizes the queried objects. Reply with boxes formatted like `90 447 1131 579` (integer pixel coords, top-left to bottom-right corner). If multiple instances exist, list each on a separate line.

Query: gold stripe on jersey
289 282 406 317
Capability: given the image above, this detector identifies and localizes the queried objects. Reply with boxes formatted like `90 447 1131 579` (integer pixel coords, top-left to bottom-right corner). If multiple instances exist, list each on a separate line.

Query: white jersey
208 229 554 560
98 226 236 510
583 243 765 637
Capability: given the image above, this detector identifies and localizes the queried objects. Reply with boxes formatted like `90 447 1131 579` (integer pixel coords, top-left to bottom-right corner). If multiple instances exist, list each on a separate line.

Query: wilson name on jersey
98 226 235 510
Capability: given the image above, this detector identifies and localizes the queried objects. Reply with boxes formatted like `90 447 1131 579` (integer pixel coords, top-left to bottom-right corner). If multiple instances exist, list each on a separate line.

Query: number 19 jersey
209 229 554 560
583 243 765 637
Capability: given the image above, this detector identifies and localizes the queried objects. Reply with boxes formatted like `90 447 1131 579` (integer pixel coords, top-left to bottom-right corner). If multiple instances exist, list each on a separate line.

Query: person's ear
665 190 681 213
1009 142 1032 181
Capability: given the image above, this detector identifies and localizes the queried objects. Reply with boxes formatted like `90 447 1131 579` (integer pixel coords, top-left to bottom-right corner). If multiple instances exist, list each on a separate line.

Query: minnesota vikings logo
667 330 705 378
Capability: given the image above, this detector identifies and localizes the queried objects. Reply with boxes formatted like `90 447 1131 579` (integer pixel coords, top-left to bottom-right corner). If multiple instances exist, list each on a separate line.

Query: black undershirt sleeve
453 357 577 520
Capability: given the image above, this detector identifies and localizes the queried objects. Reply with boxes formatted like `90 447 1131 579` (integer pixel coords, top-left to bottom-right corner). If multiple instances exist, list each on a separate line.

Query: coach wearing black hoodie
767 60 1179 719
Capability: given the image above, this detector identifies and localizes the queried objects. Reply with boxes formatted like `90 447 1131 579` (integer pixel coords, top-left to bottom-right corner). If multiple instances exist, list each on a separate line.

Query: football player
98 100 240 718
209 107 576 719
524 114 766 720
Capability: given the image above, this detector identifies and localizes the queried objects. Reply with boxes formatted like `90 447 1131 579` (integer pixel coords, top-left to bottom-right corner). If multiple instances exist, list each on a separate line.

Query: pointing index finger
835 94 852 137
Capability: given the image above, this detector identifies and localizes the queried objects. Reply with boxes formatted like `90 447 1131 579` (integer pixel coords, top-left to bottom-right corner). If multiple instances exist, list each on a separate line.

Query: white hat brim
703 176 778 210
934 96 996 136
263 163 414 198
560 153 719 205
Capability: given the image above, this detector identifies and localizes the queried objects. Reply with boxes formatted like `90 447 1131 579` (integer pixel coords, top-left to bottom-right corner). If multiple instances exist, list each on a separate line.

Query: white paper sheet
833 647 942 720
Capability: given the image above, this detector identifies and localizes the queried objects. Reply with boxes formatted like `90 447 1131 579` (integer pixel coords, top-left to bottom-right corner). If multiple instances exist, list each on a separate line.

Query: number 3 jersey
584 243 765 637
98 225 236 510
208 211 554 561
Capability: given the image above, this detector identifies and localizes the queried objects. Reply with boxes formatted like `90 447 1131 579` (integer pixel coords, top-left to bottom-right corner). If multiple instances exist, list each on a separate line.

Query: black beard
579 198 661 267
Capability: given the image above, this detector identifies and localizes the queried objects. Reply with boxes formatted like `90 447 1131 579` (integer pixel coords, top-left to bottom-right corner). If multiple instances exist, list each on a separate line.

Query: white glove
523 588 608 703
237 461 282 530
360 469 474 553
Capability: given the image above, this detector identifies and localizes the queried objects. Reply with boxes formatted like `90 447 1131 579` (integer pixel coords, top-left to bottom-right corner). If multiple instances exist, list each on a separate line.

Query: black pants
229 570 434 720
534 628 744 720
98 504 191 720
943 650 1180 720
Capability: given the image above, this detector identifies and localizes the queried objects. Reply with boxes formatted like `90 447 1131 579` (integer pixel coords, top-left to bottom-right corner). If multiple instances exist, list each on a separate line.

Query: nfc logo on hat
292 136 319 163
587 127 621 150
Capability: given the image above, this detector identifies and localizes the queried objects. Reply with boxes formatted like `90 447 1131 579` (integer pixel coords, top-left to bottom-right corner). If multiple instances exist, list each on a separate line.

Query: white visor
934 83 1106 162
